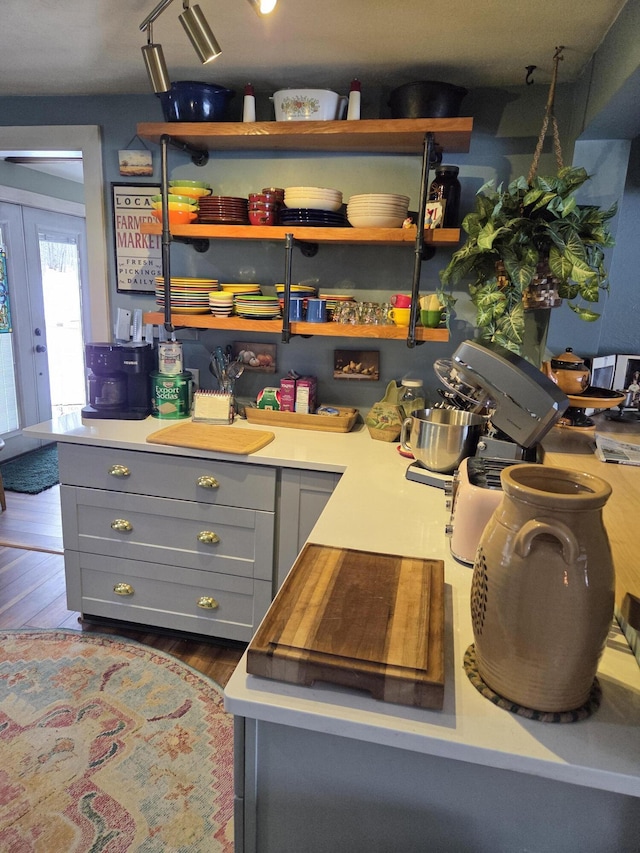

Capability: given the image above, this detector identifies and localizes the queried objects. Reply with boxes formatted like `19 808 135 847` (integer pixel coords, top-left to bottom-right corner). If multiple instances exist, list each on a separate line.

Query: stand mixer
404 340 571 565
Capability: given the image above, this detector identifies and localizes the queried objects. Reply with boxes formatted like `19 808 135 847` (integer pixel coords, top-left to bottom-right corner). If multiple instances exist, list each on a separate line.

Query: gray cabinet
58 443 277 641
276 468 340 589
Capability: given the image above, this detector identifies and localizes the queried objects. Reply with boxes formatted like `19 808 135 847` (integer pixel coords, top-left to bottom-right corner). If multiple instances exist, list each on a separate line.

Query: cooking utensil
388 80 468 118
400 408 485 473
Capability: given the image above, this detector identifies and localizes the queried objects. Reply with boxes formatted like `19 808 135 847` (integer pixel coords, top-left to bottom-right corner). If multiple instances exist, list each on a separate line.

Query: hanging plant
438 167 617 351
438 47 617 354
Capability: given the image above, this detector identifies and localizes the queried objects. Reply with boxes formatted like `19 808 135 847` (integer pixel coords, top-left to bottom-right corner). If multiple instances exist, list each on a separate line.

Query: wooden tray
245 406 358 433
247 543 445 709
146 421 275 454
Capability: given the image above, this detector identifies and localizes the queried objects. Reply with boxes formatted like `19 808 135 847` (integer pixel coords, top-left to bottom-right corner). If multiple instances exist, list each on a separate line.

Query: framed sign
112 183 162 293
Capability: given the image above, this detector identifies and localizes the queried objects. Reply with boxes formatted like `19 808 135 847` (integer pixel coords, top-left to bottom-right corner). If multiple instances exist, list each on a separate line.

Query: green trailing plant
438 166 617 352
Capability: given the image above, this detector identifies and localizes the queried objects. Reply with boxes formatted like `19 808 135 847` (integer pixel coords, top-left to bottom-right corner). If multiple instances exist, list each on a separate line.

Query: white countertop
26 413 640 797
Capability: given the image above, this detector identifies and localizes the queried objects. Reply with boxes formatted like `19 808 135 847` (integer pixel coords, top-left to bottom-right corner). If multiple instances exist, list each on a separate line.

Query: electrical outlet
186 367 200 389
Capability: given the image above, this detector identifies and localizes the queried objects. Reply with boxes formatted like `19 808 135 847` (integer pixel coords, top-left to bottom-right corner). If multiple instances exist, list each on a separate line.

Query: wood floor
0 485 245 687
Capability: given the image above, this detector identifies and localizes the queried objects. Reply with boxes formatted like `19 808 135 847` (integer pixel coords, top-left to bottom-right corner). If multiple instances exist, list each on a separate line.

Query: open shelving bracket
407 132 438 348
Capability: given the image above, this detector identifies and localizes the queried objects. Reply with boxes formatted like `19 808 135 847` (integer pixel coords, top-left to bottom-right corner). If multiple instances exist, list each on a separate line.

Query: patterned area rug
0 630 234 852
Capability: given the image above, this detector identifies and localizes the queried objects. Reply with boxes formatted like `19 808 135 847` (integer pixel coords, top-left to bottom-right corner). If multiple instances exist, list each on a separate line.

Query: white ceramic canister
471 464 615 712
158 341 183 375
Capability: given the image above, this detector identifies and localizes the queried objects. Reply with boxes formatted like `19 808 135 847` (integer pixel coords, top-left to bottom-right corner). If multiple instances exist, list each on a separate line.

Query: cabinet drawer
61 486 274 581
65 551 272 642
58 443 276 511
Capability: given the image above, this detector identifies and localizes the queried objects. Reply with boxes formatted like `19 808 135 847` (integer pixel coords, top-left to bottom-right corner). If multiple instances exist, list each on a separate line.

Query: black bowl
388 81 468 119
157 81 235 122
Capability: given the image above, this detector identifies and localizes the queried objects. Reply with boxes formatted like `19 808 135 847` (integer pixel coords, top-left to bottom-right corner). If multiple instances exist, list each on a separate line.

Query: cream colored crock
470 464 614 712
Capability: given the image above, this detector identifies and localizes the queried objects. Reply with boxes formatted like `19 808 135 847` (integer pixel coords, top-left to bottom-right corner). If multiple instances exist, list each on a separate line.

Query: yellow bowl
151 201 198 213
219 283 262 293
169 186 213 199
151 209 198 225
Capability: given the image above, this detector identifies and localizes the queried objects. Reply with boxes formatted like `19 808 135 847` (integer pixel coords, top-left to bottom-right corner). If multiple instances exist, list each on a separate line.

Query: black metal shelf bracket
172 236 210 253
406 132 436 348
166 136 209 166
282 233 294 343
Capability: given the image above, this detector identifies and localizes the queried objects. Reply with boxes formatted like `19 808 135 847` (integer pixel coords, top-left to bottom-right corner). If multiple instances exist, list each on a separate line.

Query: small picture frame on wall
333 349 379 380
112 183 162 293
613 355 640 409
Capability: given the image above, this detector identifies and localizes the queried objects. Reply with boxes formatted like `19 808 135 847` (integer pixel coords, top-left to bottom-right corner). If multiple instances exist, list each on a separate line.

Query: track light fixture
141 22 172 94
139 0 222 92
247 0 278 14
179 2 222 64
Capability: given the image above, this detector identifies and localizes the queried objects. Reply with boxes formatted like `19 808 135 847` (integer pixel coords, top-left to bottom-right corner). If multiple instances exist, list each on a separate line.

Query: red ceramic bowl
249 209 277 226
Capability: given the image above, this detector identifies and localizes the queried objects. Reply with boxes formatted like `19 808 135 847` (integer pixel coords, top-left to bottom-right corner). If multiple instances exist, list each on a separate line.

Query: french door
0 200 88 457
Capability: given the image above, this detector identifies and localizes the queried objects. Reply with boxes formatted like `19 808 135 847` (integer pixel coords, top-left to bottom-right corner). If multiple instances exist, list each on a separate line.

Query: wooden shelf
142 312 448 342
140 222 460 246
137 118 473 155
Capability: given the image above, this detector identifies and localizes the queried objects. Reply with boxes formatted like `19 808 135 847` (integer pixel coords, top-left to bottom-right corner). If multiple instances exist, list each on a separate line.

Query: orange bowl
151 209 198 225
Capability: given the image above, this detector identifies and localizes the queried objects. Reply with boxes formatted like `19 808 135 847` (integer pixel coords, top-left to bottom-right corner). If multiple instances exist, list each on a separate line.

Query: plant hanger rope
527 46 565 184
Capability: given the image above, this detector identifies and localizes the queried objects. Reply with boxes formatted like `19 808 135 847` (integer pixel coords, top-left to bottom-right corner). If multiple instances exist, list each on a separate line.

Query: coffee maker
82 342 155 419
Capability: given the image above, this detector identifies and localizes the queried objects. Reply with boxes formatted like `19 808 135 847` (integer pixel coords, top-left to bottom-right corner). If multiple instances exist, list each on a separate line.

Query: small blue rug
0 444 59 494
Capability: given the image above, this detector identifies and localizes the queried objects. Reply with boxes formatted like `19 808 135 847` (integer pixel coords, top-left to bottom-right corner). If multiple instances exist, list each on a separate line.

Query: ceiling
0 0 628 98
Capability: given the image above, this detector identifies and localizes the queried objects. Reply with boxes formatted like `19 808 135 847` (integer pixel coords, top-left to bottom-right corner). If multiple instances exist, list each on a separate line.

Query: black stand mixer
82 342 155 420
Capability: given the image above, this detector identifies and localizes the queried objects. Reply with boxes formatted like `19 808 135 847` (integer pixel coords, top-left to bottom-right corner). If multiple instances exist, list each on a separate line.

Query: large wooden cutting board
247 543 445 709
146 421 275 454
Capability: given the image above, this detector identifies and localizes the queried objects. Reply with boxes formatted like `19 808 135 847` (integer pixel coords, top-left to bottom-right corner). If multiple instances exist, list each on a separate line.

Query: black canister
429 165 461 227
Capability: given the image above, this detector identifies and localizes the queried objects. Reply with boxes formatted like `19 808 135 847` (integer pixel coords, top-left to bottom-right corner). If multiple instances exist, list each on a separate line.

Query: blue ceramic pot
158 81 235 122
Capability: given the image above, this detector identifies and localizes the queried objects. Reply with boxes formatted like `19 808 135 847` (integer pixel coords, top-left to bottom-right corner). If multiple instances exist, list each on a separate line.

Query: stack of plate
219 283 262 295
198 196 249 225
346 193 410 228
233 295 281 320
283 186 343 212
155 277 219 314
279 208 348 227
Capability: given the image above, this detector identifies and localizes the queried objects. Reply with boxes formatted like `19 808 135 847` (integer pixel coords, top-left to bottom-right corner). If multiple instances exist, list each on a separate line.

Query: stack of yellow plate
168 179 212 200
155 276 219 314
219 283 262 295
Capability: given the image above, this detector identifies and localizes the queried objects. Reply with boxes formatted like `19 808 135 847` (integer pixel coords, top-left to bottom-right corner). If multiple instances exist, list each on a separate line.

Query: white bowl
272 90 347 121
284 197 343 211
348 193 410 204
347 213 406 228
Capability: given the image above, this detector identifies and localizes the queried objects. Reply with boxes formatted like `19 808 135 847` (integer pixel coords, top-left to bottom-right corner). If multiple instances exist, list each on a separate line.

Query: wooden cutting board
247 543 445 709
146 421 275 454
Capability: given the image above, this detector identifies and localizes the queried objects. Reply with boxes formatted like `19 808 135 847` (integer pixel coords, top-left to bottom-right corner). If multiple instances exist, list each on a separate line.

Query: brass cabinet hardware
113 582 134 596
197 475 219 489
111 518 133 532
197 596 219 610
197 530 220 544
109 464 131 477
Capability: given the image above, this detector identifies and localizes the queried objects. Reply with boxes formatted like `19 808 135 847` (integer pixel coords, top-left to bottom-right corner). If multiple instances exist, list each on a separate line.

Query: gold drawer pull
197 530 220 544
109 464 131 477
197 475 219 489
111 518 133 532
197 596 219 610
114 582 134 596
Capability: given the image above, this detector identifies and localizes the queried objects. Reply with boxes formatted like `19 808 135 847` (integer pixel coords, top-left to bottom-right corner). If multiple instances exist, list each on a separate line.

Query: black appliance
82 342 155 420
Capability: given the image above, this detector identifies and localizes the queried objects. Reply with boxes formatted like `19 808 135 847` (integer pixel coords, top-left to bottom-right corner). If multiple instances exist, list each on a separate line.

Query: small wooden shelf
140 222 460 246
137 118 473 155
142 311 448 342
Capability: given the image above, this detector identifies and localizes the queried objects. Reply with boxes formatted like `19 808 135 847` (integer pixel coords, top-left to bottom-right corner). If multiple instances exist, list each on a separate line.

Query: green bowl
151 193 196 206
169 179 211 189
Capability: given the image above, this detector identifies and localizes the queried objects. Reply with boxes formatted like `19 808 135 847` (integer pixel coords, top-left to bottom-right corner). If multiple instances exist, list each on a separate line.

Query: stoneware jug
470 464 614 712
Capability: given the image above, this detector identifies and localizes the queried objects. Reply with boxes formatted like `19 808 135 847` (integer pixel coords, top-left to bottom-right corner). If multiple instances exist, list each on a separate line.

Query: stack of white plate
283 186 343 212
346 193 410 228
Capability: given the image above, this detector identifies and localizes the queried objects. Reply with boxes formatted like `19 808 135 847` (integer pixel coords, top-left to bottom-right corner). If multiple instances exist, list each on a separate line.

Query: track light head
247 0 278 16
141 25 171 93
179 3 222 64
